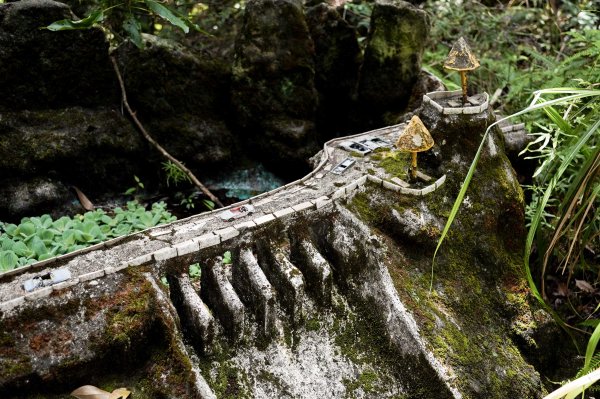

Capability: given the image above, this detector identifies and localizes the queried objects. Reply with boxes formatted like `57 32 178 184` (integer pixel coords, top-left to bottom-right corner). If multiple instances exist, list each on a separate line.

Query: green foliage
46 10 105 31
0 201 176 272
222 251 232 265
162 161 191 187
174 191 215 211
45 0 201 48
189 263 201 279
423 0 600 113
124 175 145 196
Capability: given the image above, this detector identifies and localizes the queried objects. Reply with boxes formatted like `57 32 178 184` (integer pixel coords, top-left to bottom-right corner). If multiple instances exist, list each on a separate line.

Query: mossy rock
358 0 430 119
0 0 117 110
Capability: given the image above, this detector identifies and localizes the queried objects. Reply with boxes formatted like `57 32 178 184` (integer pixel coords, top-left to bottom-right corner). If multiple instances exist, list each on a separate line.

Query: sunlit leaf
144 0 189 33
46 10 104 31
0 250 18 271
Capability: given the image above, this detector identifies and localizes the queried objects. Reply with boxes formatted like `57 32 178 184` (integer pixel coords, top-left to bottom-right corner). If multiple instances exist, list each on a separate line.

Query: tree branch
110 55 224 208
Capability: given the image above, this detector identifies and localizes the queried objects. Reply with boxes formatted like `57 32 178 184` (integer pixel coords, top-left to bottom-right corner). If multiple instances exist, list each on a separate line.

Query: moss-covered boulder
0 0 117 110
231 0 319 176
358 0 430 123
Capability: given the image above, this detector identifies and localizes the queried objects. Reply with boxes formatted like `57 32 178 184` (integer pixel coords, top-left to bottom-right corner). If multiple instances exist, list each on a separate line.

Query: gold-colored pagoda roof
444 37 480 71
396 116 434 152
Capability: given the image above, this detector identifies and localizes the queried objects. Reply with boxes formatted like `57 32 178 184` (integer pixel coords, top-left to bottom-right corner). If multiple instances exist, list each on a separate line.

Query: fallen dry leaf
73 186 95 211
71 385 110 399
109 388 131 399
575 279 596 294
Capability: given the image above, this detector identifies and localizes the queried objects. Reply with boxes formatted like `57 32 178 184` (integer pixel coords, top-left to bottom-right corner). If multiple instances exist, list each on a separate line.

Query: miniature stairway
162 205 459 399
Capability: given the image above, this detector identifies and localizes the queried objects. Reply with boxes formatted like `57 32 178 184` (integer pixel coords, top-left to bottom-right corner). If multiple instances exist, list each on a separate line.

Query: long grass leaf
544 367 600 399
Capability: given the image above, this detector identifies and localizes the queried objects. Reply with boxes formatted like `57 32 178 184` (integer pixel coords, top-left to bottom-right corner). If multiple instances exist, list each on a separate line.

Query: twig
110 55 224 208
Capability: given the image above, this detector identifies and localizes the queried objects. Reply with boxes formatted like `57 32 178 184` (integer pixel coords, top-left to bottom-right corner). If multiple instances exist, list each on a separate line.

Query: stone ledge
195 233 220 249
425 90 489 116
153 246 178 261
292 202 314 212
233 220 257 230
215 227 240 242
79 269 105 282
24 286 52 301
128 253 152 267
175 240 200 256
273 207 294 219
254 214 276 226
0 296 24 313
52 278 80 291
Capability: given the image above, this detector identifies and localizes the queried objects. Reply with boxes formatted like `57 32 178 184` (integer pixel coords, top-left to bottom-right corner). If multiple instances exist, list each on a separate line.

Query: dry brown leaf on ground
575 279 596 294
73 186 95 211
71 385 110 399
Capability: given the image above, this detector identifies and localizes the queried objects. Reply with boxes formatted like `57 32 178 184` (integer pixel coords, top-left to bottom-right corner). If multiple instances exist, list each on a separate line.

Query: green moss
306 318 321 331
348 190 384 225
345 369 381 395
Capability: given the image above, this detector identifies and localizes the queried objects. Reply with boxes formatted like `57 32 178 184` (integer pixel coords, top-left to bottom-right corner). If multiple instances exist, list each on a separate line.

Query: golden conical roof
443 37 480 71
396 116 434 152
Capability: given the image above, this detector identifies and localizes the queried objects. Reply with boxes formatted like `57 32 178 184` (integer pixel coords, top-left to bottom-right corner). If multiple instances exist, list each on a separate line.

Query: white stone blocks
332 188 346 200
128 253 152 267
175 240 200 256
345 181 358 194
421 184 436 195
443 107 462 115
383 180 401 192
1 296 24 312
254 214 276 226
391 177 410 187
315 196 332 209
435 174 447 188
53 278 80 291
215 227 240 242
153 246 177 261
273 207 295 219
233 220 257 230
367 175 383 186
24 286 52 301
79 269 105 282
195 233 220 249
292 202 314 212
356 175 368 186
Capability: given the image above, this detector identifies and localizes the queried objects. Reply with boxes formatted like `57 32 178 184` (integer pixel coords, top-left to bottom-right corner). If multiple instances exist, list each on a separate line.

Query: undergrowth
0 201 176 271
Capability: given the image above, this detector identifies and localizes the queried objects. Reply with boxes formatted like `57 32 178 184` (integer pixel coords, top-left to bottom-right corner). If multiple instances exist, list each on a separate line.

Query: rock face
0 107 150 220
0 0 117 109
231 0 319 175
358 0 430 122
116 35 236 167
305 3 362 137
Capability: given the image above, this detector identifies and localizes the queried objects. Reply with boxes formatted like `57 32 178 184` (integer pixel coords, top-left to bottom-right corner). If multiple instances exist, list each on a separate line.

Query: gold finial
444 37 480 104
395 116 434 180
